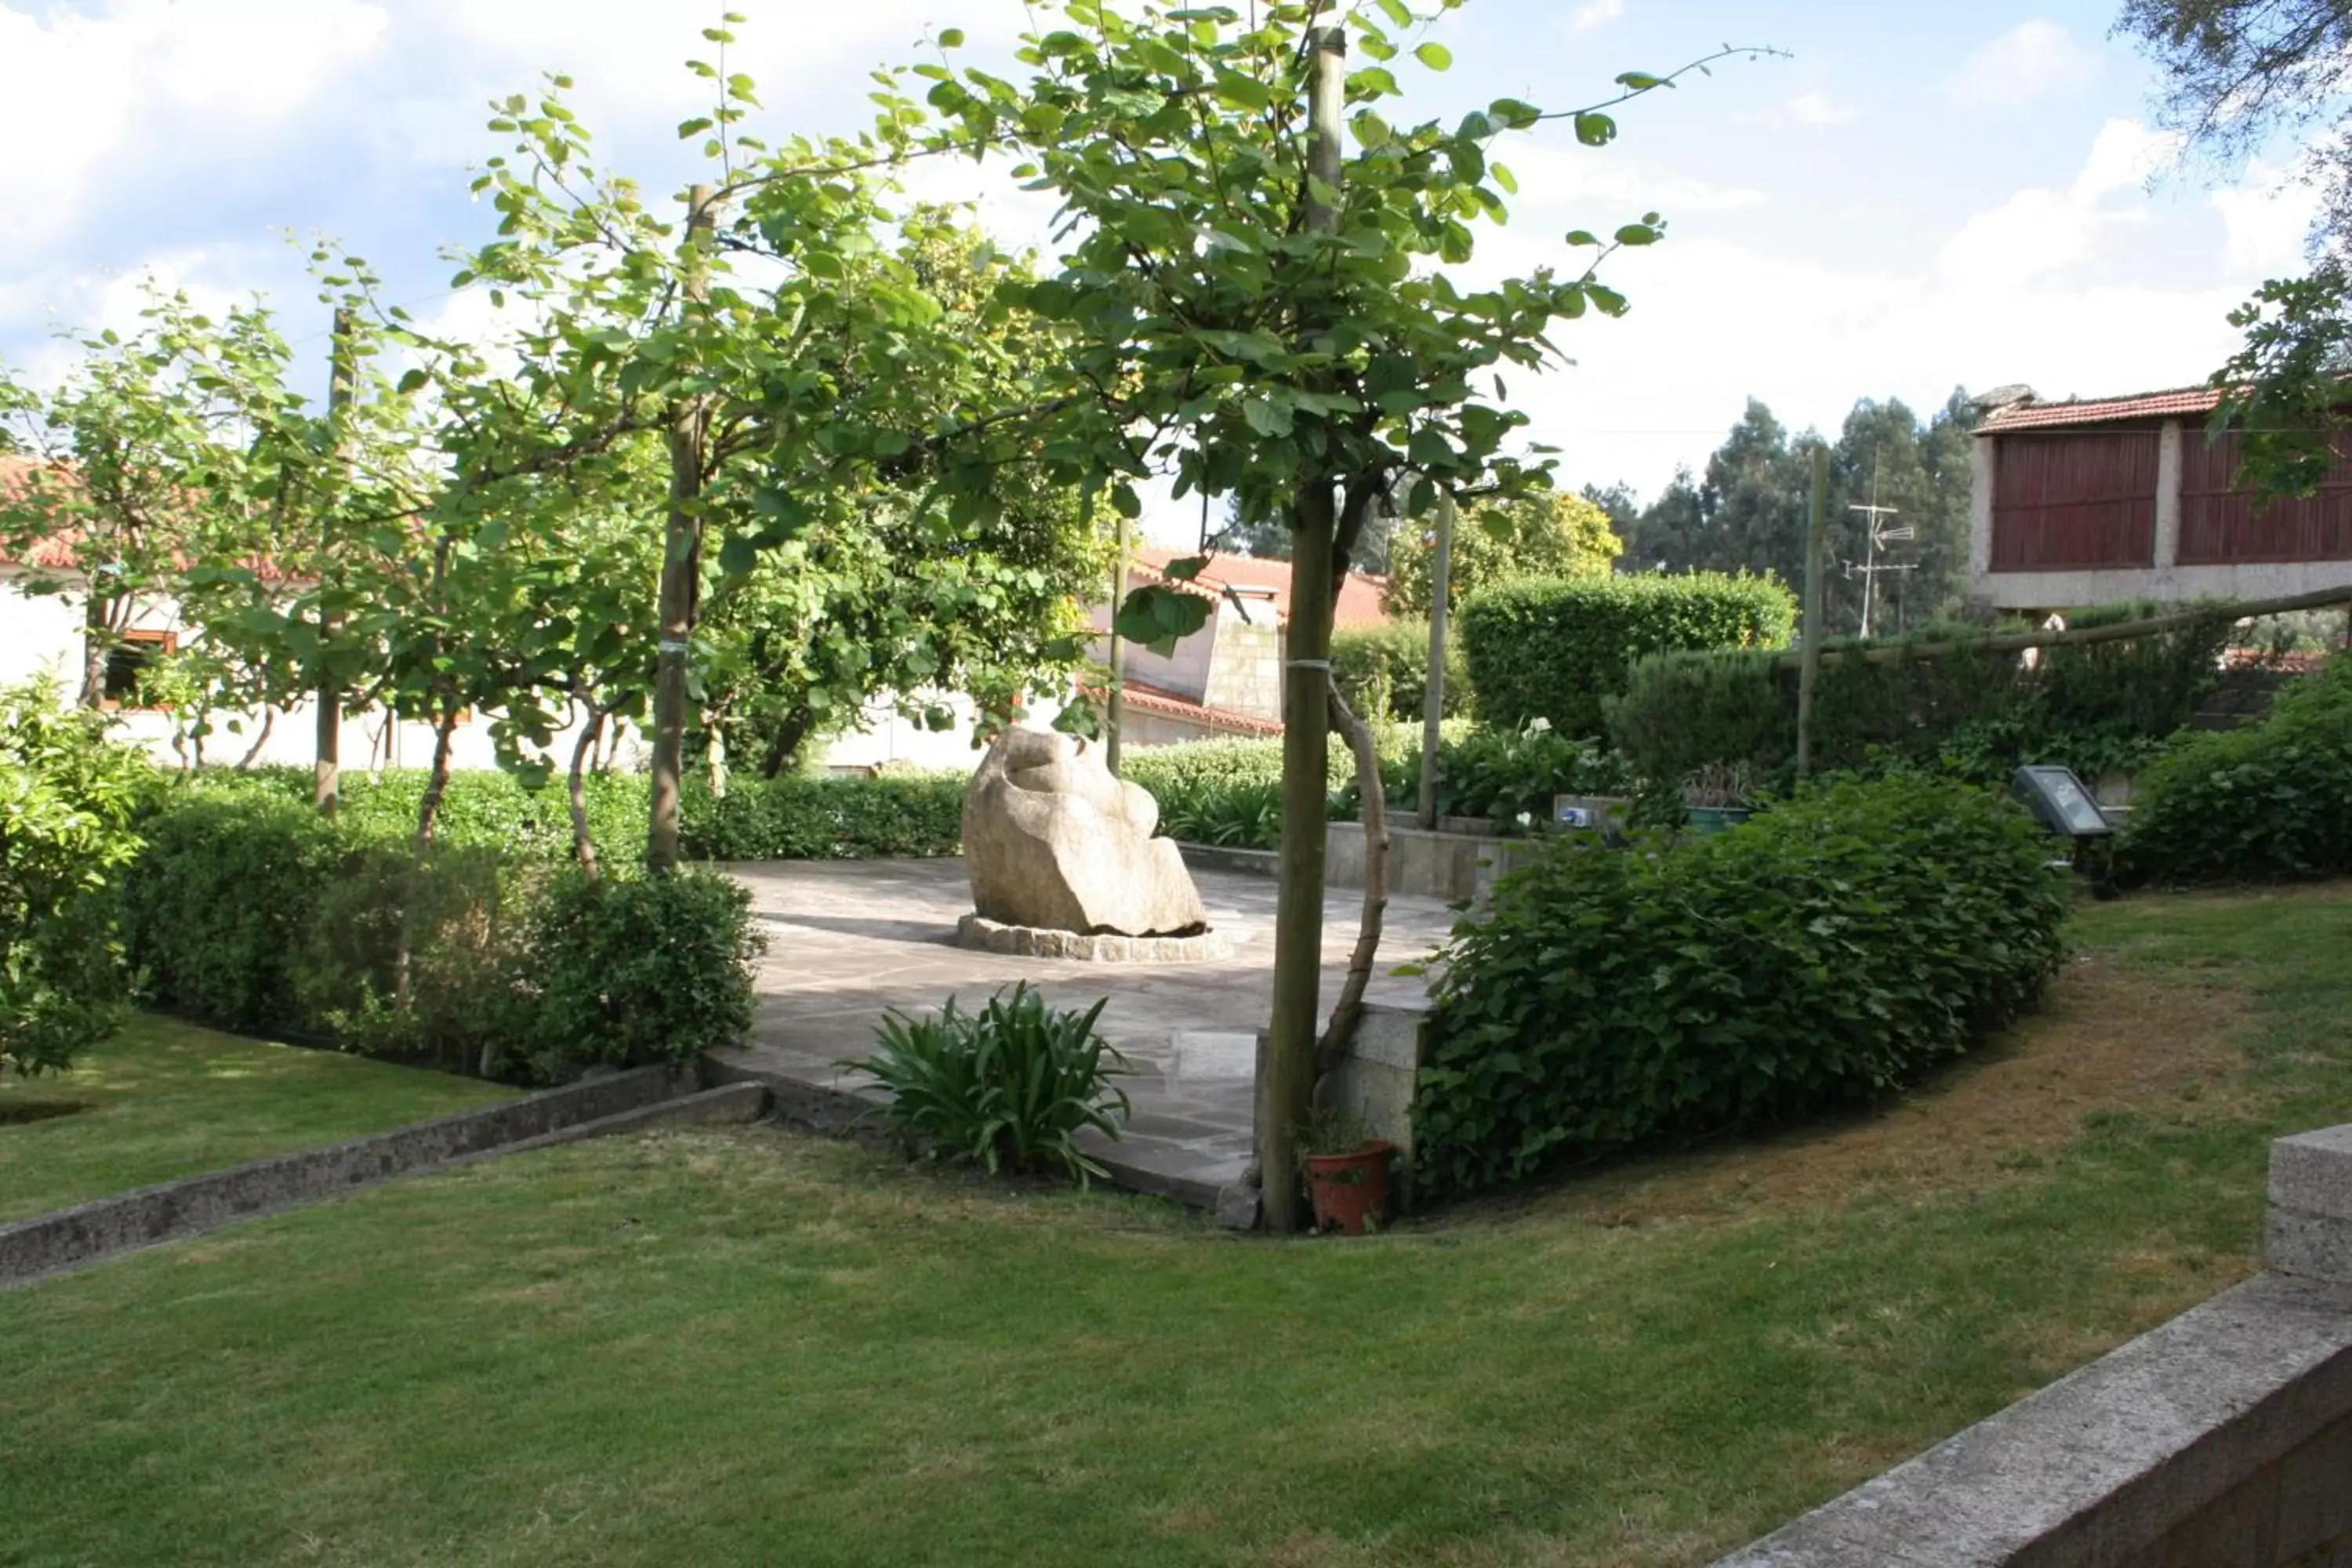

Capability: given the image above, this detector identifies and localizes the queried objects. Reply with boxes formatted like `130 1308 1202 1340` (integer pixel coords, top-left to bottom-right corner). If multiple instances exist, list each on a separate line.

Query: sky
0 0 2324 548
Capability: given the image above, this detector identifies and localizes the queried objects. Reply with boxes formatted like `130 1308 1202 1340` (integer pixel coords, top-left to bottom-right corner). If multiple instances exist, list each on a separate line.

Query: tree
0 677 150 1076
2118 0 2352 492
1383 486 1621 616
0 290 290 710
922 2 1758 1226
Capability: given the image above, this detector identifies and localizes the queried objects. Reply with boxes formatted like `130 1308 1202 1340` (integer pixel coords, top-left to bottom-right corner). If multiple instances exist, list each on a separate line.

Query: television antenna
1844 452 1914 638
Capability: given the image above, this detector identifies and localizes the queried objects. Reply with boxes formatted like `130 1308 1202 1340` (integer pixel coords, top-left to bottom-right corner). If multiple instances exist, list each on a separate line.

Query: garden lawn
3 886 2349 1568
0 1014 514 1224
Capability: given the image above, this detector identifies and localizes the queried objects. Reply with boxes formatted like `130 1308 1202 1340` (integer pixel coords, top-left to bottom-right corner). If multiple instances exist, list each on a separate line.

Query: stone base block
953 913 1236 964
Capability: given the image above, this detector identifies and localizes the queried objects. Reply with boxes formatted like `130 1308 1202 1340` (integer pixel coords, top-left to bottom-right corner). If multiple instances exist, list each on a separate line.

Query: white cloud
1936 119 2181 287
1761 91 1859 129
1564 0 1624 35
1495 142 1766 219
1945 20 2099 111
0 1 388 264
2211 158 2321 273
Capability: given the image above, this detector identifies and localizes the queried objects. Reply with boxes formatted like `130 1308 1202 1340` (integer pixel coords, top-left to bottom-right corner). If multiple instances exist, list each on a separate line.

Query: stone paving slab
709 858 1455 1203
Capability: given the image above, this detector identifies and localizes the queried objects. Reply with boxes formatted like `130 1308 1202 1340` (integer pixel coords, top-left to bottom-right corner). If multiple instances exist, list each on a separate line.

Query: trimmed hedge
123 793 763 1083
1332 621 1471 723
180 765 967 862
1413 775 2068 1198
1607 607 2234 787
1461 572 1796 739
2116 654 2352 885
682 773 966 860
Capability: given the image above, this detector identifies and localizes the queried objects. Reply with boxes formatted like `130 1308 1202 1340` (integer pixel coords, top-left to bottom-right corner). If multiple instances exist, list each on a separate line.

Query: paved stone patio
707 858 1456 1203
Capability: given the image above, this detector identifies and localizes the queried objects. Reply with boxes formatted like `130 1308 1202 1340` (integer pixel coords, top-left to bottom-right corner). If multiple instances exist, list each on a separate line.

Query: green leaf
938 26 965 46
1376 0 1412 27
1414 42 1452 71
1613 222 1661 246
1573 111 1617 147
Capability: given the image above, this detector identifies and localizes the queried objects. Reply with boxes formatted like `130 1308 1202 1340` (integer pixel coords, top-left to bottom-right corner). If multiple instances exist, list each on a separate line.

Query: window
100 629 176 709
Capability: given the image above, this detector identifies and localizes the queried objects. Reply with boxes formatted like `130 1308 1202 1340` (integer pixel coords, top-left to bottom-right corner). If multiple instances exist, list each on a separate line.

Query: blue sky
0 0 2319 544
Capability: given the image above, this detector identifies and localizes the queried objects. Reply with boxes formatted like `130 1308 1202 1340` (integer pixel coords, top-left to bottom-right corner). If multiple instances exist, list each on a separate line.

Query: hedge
123 793 763 1083
1461 572 1796 738
1332 621 1471 723
1606 606 2235 787
2115 653 2352 885
178 764 967 862
1413 775 2069 1198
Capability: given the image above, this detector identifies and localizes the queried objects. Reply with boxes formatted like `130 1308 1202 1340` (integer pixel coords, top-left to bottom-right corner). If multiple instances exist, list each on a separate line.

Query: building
1969 384 2352 610
1090 547 1390 746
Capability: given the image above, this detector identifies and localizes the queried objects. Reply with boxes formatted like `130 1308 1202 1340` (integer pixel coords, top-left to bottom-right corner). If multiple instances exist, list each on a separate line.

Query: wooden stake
648 186 719 876
314 306 355 815
1417 485 1454 829
1107 502 1128 775
1796 444 1827 778
1258 22 1348 1235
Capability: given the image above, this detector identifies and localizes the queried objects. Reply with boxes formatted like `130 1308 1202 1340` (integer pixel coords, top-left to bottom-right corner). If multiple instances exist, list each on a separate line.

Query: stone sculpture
963 724 1210 937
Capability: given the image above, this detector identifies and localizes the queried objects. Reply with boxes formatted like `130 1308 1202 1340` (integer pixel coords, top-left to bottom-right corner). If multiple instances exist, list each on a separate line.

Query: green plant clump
0 679 157 1075
853 983 1131 1184
1332 621 1471 724
1413 775 2070 1198
679 771 967 860
1461 572 1796 739
122 794 764 1083
1607 607 2234 786
2117 654 2352 885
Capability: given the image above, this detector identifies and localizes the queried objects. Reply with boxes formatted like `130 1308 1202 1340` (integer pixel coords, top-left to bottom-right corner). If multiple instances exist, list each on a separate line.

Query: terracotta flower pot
1304 1140 1395 1235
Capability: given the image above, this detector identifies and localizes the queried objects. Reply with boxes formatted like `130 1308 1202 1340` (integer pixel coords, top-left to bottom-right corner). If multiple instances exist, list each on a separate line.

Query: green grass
0 1014 514 1223
2 886 2348 1567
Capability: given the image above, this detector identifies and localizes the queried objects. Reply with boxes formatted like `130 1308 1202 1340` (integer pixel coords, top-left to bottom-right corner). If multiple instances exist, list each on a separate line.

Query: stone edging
953 913 1237 964
0 1068 769 1291
1711 1121 2352 1566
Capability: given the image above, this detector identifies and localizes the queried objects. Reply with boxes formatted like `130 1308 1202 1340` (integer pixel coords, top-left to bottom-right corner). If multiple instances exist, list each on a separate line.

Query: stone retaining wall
1713 1122 2352 1566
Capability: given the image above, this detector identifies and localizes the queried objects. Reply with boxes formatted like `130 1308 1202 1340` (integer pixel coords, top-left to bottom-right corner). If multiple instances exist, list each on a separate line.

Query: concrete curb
0 1065 768 1291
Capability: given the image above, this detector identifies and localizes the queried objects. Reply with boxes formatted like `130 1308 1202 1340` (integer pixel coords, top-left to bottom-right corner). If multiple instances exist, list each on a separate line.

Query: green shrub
1461 572 1796 738
191 765 641 859
1332 621 1471 723
852 984 1131 1184
124 790 765 1083
0 679 154 1075
679 771 966 860
2116 655 2352 885
1413 775 2068 1198
1410 723 1635 826
523 869 765 1080
1607 608 2234 787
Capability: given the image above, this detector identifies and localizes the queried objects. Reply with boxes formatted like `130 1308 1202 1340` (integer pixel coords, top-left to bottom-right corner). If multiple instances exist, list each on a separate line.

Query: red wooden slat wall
2179 430 2352 564
1989 431 2158 570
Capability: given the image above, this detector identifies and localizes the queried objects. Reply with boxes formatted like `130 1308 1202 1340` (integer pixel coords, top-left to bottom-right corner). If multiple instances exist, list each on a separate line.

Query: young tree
923 1 1760 1226
1383 486 1621 616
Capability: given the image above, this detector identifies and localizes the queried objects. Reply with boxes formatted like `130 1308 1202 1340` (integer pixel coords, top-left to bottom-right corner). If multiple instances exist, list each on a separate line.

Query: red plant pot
1304 1140 1395 1236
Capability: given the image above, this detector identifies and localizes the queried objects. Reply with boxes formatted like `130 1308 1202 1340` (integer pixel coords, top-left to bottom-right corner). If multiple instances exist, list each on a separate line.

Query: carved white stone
962 725 1210 937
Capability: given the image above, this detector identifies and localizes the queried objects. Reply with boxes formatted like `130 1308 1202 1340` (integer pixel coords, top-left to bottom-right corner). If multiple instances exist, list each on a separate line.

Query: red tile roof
1090 678 1287 738
1131 546 1390 630
0 456 301 583
1976 387 2226 434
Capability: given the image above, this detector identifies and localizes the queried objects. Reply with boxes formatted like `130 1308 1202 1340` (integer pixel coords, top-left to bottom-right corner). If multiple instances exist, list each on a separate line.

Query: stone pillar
1969 434 1995 585
2269 1124 2352 1283
2154 419 2183 579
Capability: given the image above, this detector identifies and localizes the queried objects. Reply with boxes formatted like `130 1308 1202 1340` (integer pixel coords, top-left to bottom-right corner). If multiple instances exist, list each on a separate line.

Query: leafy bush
853 984 1131 1183
524 869 764 1079
124 791 765 1083
1414 775 2068 1198
1608 608 2234 787
191 765 641 859
680 771 966 860
2116 655 2352 885
1461 572 1796 738
1406 723 1635 827
1332 621 1471 723
0 679 154 1075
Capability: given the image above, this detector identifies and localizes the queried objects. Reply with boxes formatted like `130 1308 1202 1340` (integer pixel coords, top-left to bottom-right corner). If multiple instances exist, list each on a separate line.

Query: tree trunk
394 698 462 1019
568 706 606 880
236 707 278 770
315 307 357 818
1316 679 1387 1081
78 591 111 709
1257 22 1350 1234
648 185 720 875
761 706 814 779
